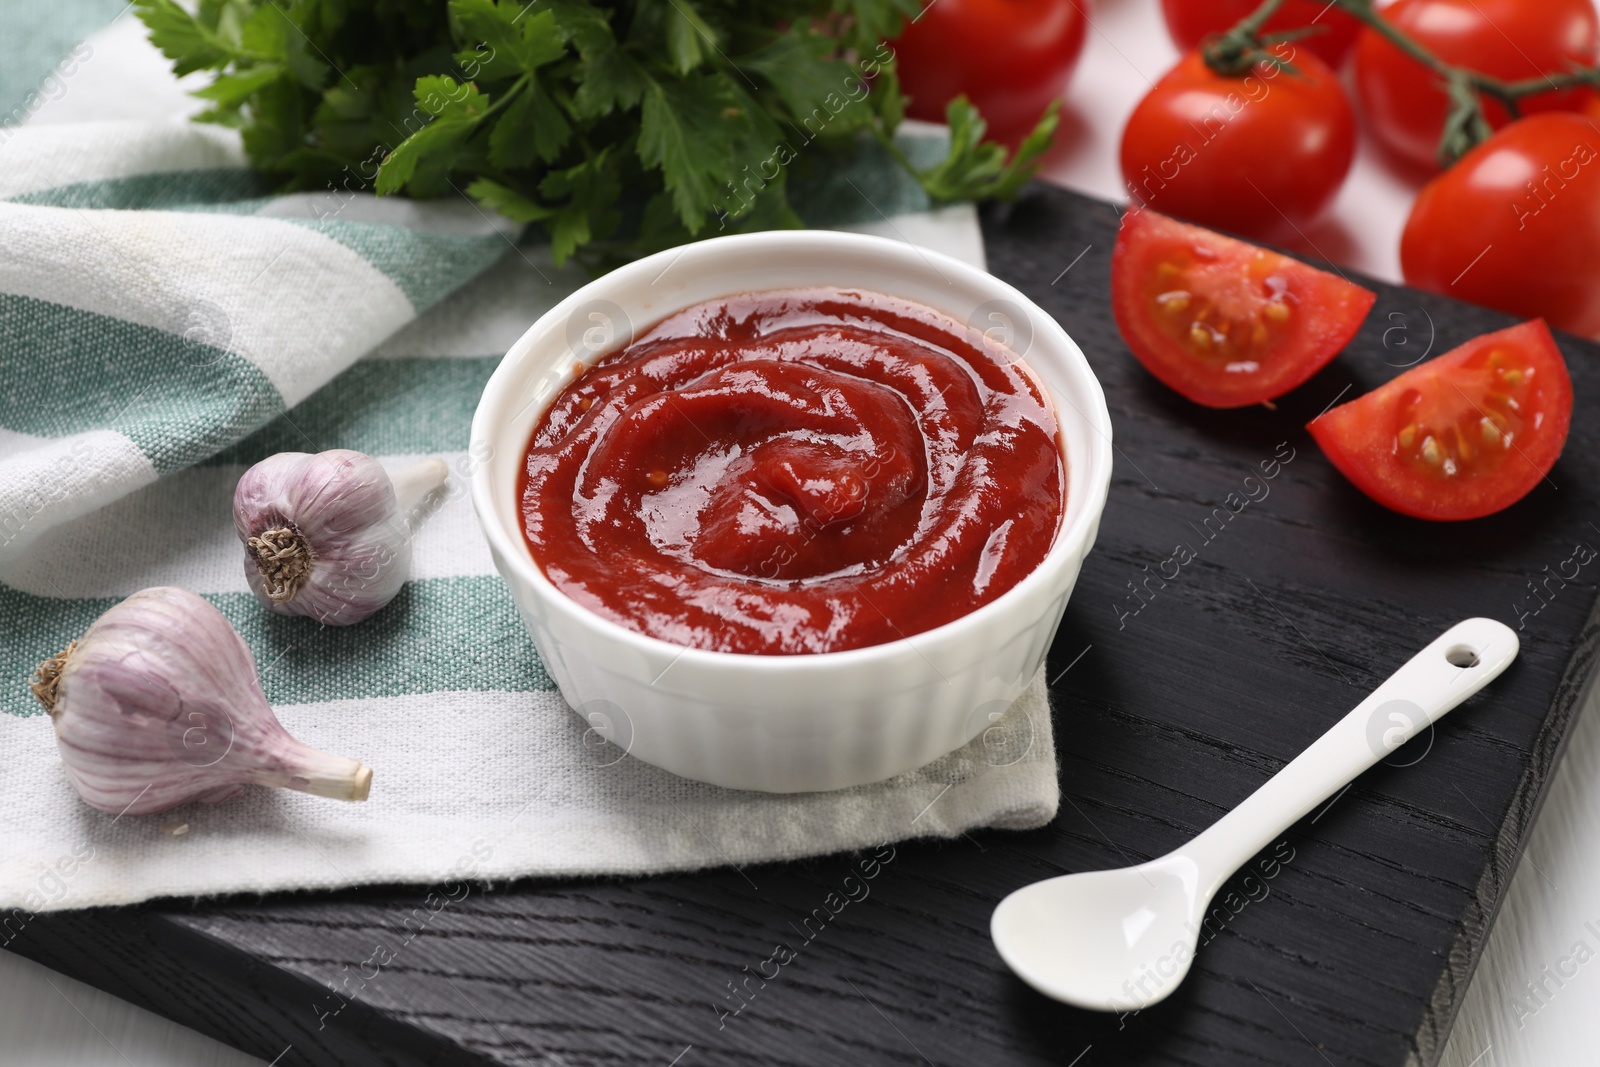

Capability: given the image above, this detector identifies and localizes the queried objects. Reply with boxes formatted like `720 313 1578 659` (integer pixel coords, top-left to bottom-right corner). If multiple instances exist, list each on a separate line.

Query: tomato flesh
1308 320 1573 521
1111 209 1376 408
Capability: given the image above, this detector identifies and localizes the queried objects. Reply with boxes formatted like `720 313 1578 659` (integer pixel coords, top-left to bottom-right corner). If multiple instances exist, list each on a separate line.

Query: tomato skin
1401 113 1600 337
1354 0 1600 172
1160 0 1362 69
1119 47 1357 243
1111 209 1376 408
894 0 1087 147
1308 320 1572 521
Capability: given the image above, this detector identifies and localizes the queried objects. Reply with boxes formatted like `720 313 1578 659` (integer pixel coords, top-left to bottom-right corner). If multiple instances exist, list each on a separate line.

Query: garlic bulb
233 449 447 626
30 587 372 816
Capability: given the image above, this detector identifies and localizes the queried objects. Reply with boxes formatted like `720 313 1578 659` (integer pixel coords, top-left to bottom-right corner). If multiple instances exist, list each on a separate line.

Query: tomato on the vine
1308 321 1572 521
1402 113 1600 337
1111 209 1375 408
1160 0 1362 69
1119 46 1356 243
1354 0 1600 172
894 0 1087 148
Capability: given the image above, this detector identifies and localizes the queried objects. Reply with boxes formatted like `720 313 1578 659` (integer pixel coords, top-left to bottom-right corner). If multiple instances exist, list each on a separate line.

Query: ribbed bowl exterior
472 231 1112 792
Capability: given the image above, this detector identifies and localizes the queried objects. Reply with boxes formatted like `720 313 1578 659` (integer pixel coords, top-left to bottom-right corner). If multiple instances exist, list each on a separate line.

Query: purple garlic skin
233 449 444 626
40 587 372 816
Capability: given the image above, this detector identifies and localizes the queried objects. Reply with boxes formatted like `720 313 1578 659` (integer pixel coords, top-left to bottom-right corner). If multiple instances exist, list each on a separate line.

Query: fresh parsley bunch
134 0 1056 265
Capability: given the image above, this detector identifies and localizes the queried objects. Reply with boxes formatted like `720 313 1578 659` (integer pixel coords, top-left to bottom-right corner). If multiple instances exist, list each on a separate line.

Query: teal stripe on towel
0 574 556 718
0 292 283 475
207 356 498 465
9 169 273 210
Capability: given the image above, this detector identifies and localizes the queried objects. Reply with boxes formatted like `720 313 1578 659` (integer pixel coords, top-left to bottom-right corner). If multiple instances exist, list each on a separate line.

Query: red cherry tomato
1160 0 1362 69
1401 113 1600 337
1309 320 1572 521
1354 0 1599 172
1119 46 1357 243
1111 209 1376 408
894 0 1087 147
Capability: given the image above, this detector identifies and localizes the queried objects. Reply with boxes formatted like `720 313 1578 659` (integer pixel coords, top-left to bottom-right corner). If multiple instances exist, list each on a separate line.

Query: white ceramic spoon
991 617 1519 1012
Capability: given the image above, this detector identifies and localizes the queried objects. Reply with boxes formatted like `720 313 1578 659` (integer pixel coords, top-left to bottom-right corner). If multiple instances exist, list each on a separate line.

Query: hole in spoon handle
1376 618 1519 725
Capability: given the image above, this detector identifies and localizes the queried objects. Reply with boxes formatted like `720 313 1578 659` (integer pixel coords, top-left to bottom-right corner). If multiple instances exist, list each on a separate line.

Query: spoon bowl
993 853 1204 1012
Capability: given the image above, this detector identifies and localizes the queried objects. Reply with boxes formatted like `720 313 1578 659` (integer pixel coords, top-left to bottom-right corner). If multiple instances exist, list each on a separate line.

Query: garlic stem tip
391 458 450 517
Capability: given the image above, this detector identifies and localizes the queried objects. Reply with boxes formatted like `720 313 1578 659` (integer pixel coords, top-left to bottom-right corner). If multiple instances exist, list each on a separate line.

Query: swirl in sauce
519 288 1065 654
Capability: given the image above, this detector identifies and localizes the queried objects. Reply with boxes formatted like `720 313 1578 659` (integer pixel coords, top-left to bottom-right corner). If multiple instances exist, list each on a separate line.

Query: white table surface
4 1 1597 1063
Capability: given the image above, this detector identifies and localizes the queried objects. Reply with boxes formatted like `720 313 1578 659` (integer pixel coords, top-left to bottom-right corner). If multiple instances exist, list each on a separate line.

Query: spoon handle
1182 617 1519 893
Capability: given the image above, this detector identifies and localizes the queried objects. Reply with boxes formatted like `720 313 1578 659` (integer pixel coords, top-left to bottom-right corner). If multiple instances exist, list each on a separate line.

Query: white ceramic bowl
470 230 1112 792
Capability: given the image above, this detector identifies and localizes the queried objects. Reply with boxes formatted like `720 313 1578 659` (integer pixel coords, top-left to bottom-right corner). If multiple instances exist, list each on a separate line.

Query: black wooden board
10 183 1600 1067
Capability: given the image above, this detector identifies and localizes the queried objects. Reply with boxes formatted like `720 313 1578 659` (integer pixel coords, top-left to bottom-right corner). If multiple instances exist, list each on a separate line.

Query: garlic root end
248 526 312 602
30 641 75 716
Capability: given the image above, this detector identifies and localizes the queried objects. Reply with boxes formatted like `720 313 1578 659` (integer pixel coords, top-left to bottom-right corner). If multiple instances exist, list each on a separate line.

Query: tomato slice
1308 320 1573 521
1111 209 1376 408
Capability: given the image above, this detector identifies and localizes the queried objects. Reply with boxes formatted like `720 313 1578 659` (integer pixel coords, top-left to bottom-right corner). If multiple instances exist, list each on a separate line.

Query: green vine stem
1203 0 1295 74
1205 0 1600 165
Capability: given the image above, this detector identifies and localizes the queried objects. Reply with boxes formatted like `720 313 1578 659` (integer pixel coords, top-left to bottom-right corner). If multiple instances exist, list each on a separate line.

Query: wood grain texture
10 183 1600 1067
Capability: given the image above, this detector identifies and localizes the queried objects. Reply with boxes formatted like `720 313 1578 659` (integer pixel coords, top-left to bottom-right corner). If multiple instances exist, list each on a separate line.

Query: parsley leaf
908 97 1060 203
489 79 570 168
135 0 235 75
638 75 750 233
466 177 552 223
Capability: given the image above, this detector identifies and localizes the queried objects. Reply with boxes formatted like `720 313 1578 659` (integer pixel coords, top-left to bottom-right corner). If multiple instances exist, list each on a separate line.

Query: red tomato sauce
519 288 1065 654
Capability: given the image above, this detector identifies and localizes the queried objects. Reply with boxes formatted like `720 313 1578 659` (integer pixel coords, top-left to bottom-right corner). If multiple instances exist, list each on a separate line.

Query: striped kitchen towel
0 6 1057 914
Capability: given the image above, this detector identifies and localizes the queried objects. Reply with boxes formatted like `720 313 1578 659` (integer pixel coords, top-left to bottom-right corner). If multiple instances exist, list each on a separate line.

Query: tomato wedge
1111 209 1376 408
1308 320 1573 521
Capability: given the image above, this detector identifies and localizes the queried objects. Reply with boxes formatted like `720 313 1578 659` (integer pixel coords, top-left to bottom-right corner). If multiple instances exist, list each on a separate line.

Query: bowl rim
470 228 1113 671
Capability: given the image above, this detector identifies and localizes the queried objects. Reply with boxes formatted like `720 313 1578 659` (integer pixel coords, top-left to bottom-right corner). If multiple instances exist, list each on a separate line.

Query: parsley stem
479 74 531 120
870 123 916 173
